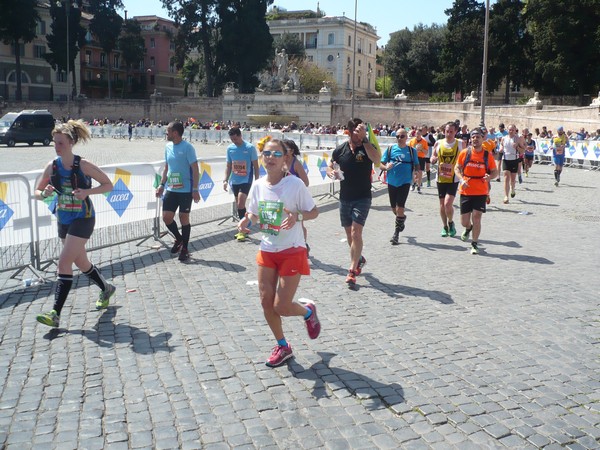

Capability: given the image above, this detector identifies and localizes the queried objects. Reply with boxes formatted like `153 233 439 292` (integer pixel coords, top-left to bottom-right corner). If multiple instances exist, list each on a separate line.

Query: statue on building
288 65 301 92
591 91 600 106
527 91 543 109
275 48 288 81
463 90 478 103
394 89 408 100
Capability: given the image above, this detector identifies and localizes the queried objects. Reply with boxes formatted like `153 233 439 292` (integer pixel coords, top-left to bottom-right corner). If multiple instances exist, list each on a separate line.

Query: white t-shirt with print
247 175 315 252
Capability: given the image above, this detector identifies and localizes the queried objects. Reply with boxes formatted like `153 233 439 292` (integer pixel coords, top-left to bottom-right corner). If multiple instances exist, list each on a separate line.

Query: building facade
267 10 379 97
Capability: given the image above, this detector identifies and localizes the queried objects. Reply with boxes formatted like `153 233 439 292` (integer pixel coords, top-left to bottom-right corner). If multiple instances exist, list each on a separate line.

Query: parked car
0 110 55 147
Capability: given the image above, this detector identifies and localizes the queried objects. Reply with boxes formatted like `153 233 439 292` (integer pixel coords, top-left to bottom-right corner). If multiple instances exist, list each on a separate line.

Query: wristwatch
297 211 304 222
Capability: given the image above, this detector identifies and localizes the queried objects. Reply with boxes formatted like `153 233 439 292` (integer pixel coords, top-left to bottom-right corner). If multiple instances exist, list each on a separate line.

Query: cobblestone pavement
1 154 599 449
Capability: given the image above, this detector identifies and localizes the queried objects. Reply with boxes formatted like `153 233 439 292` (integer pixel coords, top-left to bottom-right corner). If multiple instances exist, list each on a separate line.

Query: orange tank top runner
456 149 497 196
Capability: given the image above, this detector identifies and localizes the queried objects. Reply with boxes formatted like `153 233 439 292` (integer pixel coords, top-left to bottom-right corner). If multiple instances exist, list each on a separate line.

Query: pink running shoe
300 300 321 339
265 344 293 367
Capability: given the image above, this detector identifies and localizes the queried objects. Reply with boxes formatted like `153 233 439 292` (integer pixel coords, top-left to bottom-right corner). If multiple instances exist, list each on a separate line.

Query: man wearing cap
454 127 498 255
552 126 569 186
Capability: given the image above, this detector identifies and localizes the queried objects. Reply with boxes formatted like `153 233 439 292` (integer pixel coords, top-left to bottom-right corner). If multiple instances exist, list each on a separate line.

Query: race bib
57 189 83 213
232 160 248 177
168 172 184 189
440 163 454 179
258 200 284 235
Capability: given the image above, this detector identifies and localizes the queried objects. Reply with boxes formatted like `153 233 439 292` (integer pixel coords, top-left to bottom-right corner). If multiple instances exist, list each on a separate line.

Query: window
34 45 46 59
85 51 91 64
327 54 334 62
358 76 361 88
150 56 155 67
36 20 46 35
113 73 119 83
100 53 106 67
348 35 351 47
8 72 30 83
169 62 175 73
57 72 67 83
170 41 175 51
369 43 372 54
11 43 25 57
113 54 119 69
86 71 92 81
347 73 350 86
358 60 361 67
328 33 334 45
150 38 155 48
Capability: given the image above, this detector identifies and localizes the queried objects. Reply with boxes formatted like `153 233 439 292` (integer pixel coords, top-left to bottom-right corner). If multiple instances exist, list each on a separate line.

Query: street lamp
62 0 71 117
350 0 357 118
479 0 490 127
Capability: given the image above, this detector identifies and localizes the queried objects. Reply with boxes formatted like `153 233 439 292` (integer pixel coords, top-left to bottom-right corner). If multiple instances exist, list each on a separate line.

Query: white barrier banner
534 138 600 161
0 174 34 247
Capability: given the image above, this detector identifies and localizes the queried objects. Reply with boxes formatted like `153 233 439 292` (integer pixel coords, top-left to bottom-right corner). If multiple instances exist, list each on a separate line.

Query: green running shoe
96 284 116 310
461 227 472 242
441 226 449 237
37 310 59 328
448 222 457 237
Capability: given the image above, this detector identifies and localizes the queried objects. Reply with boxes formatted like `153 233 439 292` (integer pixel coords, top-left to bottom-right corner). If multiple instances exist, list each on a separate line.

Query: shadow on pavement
363 273 454 304
289 351 405 411
404 236 467 252
43 306 174 354
481 253 554 264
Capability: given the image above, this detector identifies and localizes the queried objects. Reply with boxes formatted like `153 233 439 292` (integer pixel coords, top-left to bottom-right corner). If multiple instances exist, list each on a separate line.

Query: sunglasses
262 150 284 158
397 135 407 139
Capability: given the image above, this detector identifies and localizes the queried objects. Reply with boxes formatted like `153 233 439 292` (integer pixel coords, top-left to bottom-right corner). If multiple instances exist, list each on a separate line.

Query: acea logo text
105 168 133 217
0 181 14 232
198 162 214 202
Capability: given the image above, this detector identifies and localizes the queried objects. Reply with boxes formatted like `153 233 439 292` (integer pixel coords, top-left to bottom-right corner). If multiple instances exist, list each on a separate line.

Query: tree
293 58 337 94
523 0 600 103
272 32 305 60
435 0 485 97
487 0 530 103
118 19 146 97
0 0 39 100
162 0 219 97
45 1 86 99
216 0 274 93
180 57 203 96
385 24 445 95
89 0 124 99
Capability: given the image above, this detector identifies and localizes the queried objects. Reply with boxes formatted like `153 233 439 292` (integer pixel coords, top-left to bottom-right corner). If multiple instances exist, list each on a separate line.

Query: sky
121 0 459 46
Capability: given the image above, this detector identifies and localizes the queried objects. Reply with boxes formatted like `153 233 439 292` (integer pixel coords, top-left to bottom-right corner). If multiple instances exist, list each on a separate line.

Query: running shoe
503 196 509 204
441 226 449 238
36 310 59 328
178 248 190 261
448 222 457 237
510 190 516 198
235 232 247 242
518 174 523 184
427 181 431 188
471 242 479 255
554 181 559 187
461 227 472 242
265 344 293 367
390 234 400 245
96 284 116 310
417 186 422 194
345 270 357 285
300 300 321 339
170 239 183 254
355 256 367 275
411 184 416 192
525 171 529 178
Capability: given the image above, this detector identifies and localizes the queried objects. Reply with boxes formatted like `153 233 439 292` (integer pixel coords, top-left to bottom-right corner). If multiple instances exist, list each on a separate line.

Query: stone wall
1 95 597 133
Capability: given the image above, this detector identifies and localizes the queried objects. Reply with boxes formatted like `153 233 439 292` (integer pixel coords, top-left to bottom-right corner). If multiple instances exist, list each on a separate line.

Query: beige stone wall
2 96 597 133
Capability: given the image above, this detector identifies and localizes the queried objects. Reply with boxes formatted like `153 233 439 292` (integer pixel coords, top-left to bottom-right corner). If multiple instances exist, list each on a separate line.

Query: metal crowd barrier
1 151 343 281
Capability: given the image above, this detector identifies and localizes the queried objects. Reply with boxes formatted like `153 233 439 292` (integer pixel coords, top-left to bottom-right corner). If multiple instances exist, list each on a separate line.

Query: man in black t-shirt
327 118 381 286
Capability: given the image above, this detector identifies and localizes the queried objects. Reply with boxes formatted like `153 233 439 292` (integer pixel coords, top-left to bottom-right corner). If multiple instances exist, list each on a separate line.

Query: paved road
1 154 599 448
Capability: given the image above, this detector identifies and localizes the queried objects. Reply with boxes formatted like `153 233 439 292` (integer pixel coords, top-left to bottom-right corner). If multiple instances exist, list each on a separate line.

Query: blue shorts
553 155 565 166
339 198 371 228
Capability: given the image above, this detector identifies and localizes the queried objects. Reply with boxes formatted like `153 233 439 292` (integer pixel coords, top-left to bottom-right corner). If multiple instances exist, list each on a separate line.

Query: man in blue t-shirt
155 121 200 261
223 127 259 241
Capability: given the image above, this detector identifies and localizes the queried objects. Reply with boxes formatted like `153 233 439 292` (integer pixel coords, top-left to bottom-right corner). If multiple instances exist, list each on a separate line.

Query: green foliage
180 58 204 96
45 2 86 76
429 93 452 102
294 59 337 95
0 0 39 100
272 33 306 60
375 76 392 98
119 19 146 70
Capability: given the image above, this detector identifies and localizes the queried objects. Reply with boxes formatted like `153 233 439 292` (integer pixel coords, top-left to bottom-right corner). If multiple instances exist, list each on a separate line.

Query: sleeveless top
437 139 460 183
502 135 519 160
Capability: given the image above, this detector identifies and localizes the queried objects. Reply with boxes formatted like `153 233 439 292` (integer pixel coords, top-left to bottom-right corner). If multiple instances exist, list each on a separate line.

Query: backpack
50 155 92 193
462 149 489 179
378 145 416 182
